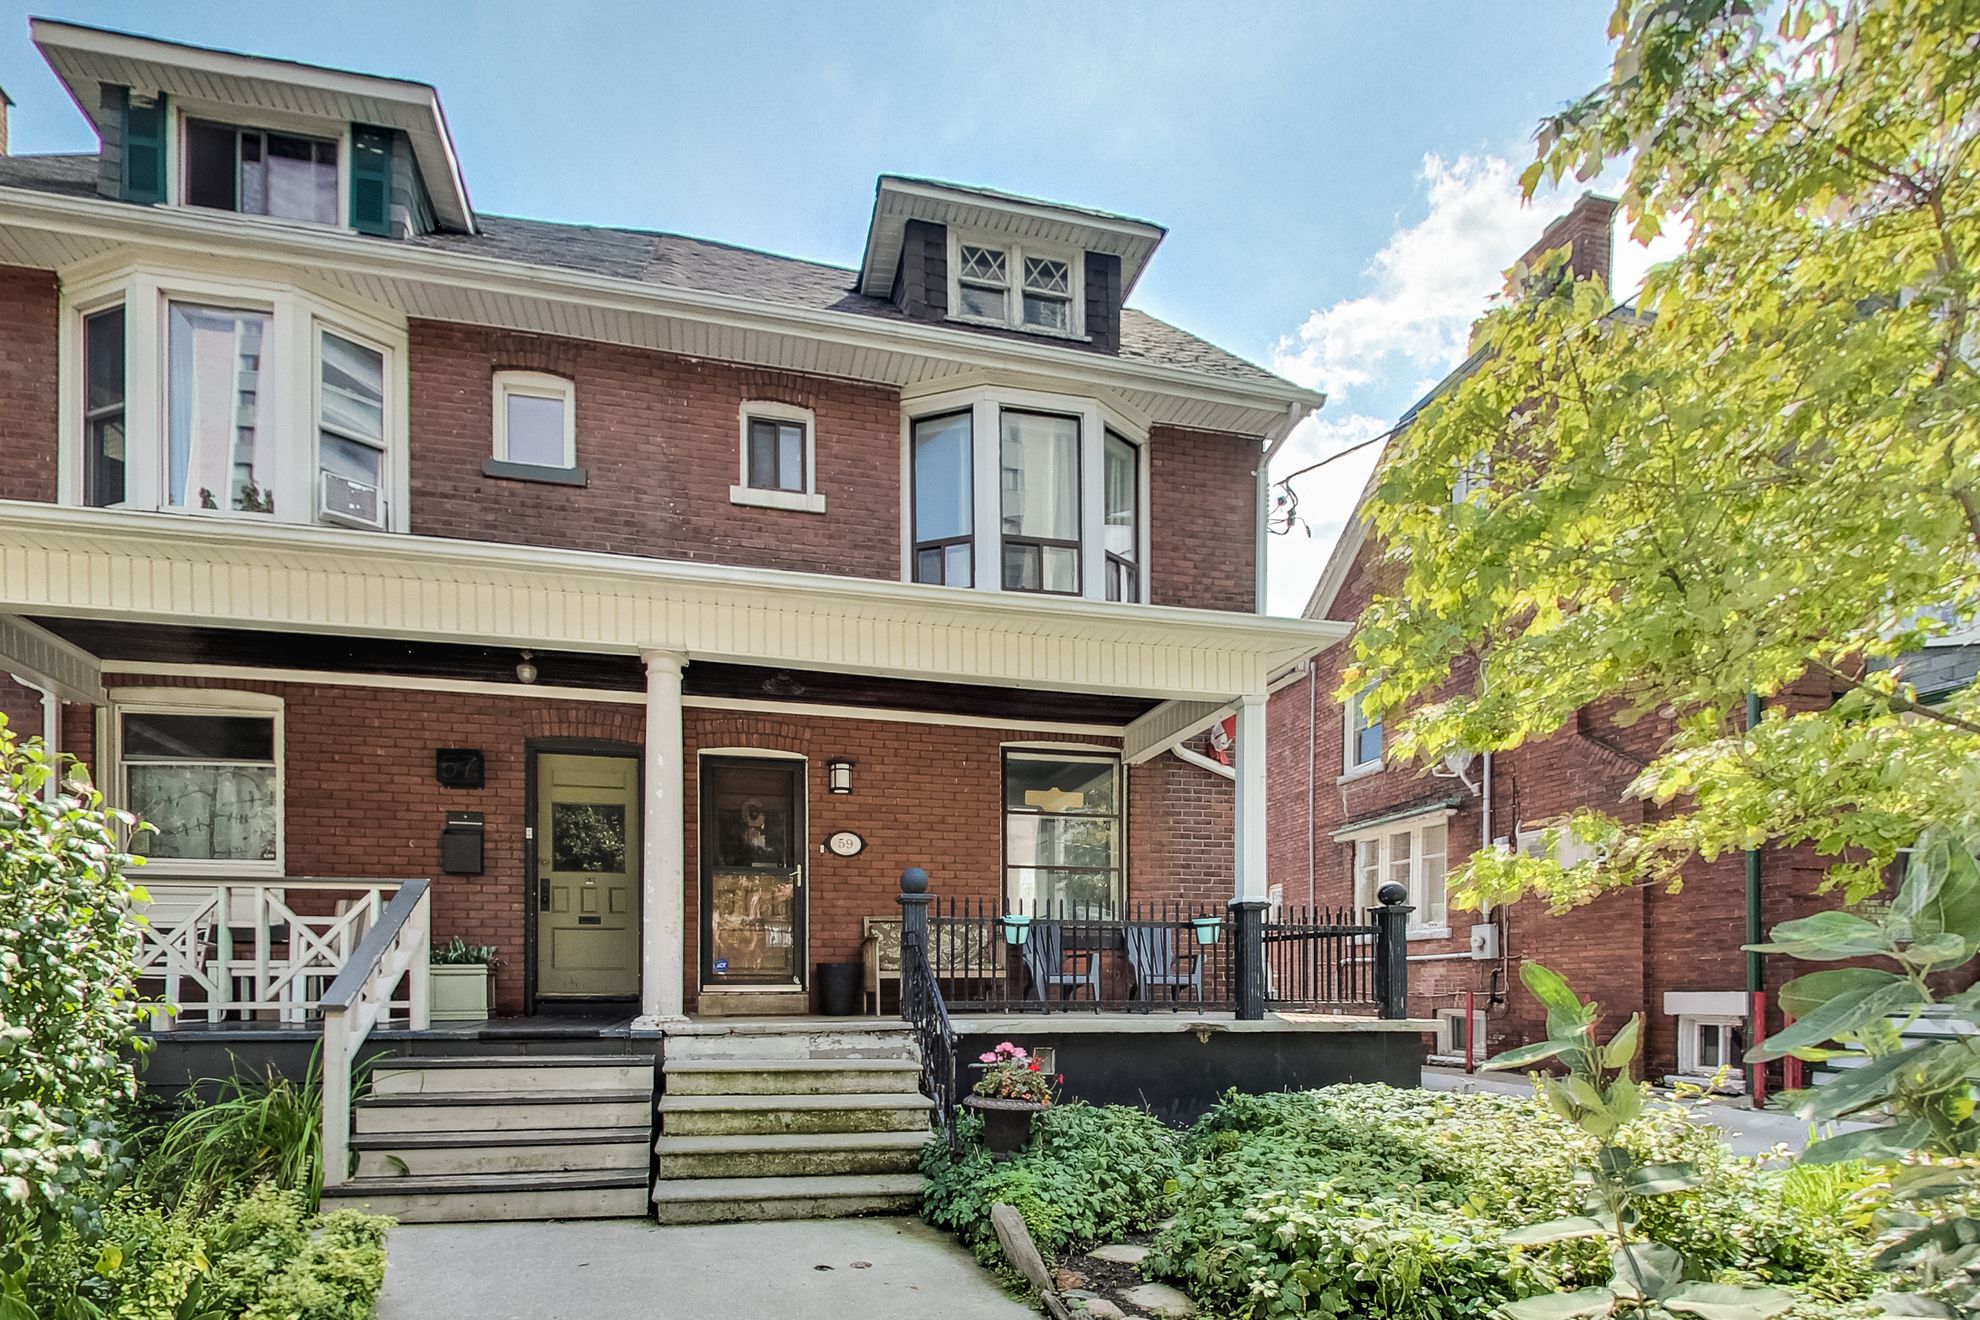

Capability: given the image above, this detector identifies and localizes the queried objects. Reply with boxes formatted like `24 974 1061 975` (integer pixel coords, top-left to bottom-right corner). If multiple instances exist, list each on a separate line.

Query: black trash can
816 960 861 1016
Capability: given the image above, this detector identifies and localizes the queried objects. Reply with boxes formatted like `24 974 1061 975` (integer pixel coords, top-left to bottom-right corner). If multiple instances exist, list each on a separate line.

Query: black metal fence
1262 904 1381 1012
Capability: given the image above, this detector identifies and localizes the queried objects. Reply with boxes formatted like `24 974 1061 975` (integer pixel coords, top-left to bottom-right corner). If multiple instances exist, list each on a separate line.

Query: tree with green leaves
1349 0 1979 910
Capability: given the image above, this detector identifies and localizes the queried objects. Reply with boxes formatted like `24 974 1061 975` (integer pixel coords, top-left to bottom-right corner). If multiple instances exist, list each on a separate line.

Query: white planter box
430 963 491 1021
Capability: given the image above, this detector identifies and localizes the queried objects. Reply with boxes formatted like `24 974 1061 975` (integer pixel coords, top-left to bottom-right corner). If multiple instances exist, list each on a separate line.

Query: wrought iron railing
898 869 959 1148
1262 903 1382 1012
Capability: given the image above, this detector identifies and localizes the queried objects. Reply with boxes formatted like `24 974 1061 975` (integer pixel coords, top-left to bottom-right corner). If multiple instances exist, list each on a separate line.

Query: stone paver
1088 1243 1151 1265
1120 1281 1195 1317
377 1217 1035 1320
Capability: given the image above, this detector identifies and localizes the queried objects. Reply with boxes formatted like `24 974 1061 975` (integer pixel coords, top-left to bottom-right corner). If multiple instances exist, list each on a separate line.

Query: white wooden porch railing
134 879 413 1028
320 879 432 1190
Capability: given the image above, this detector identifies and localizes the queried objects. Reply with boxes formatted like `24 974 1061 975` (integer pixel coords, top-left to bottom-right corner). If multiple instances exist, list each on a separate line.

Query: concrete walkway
377 1216 1036 1320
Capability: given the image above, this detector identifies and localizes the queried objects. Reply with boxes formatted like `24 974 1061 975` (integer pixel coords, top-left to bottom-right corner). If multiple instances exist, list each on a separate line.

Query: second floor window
912 411 974 587
1104 430 1140 603
66 271 404 531
1345 687 1382 772
1000 410 1080 594
492 372 576 470
185 120 339 226
747 416 805 493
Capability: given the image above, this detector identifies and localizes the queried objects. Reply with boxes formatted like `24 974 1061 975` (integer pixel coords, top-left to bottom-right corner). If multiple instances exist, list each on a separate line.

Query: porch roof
0 503 1343 703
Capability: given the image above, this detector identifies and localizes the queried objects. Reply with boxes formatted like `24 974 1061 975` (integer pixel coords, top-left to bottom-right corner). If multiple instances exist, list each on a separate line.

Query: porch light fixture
827 757 854 794
515 650 538 685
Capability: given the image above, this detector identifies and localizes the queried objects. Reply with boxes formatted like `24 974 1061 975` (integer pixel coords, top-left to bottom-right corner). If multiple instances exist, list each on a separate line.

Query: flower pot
1000 914 1032 946
429 963 491 1021
1189 916 1224 945
965 1095 1047 1156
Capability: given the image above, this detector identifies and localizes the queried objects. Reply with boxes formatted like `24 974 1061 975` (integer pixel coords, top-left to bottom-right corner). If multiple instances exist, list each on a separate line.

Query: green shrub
0 720 149 1248
141 1057 327 1213
20 1185 388 1320
921 1103 1178 1267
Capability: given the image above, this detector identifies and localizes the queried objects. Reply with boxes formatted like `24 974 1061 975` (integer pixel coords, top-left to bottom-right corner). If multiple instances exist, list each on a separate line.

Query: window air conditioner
320 472 384 530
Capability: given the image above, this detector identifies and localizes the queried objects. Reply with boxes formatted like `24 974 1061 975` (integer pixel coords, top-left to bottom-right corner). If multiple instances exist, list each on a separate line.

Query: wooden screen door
535 752 640 998
699 757 806 989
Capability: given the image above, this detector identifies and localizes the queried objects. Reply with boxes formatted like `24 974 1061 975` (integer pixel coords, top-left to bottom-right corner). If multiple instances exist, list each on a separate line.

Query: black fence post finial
1229 895 1269 1021
898 866 932 954
1373 881 1415 1020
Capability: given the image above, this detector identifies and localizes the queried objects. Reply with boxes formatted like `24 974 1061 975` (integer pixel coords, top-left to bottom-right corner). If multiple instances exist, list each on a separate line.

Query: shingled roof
0 152 1288 390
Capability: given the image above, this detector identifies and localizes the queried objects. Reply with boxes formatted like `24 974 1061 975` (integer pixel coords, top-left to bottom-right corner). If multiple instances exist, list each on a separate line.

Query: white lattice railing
135 878 420 1029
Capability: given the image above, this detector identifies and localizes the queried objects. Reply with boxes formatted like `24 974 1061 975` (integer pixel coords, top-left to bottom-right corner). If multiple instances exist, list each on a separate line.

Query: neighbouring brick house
1267 194 1980 1088
0 18 1356 1031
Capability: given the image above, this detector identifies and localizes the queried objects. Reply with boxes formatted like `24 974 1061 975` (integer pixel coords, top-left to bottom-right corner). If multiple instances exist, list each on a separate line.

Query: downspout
1745 691 1765 1102
1173 743 1235 781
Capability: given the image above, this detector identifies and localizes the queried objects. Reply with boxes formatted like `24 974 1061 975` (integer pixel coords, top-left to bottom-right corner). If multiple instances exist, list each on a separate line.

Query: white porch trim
0 503 1341 702
0 612 103 704
641 650 688 1021
1121 698 1234 764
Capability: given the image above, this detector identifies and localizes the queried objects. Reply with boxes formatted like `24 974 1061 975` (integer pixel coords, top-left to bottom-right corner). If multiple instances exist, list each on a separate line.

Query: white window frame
168 98 355 235
1342 687 1383 779
56 262 410 533
730 400 825 513
107 686 286 878
1515 819 1602 868
1001 746 1126 915
1676 1014 1745 1080
1339 810 1452 937
491 370 578 471
1434 1007 1488 1059
946 230 1086 340
898 382 1148 603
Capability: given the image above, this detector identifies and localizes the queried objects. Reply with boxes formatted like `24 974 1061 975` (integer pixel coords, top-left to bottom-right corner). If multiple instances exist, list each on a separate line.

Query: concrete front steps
652 1019 932 1224
322 1053 655 1223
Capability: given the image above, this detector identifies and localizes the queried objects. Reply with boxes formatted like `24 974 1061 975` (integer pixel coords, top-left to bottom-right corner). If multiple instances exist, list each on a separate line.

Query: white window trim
898 381 1148 603
1434 1007 1488 1059
57 261 410 533
730 400 825 513
107 686 286 878
1675 1014 1746 1081
1001 747 1126 912
491 370 578 471
1342 687 1382 778
169 97 355 236
1337 809 1454 937
946 229 1087 341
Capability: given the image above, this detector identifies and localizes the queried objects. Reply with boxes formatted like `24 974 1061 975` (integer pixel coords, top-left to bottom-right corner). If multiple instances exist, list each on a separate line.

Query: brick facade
0 264 58 504
1147 424 1257 612
72 674 1241 1016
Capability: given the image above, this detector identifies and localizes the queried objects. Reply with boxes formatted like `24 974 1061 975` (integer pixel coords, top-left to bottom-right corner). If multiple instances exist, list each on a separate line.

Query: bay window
903 386 1147 602
1004 751 1123 916
62 269 406 531
1347 816 1449 933
999 411 1080 594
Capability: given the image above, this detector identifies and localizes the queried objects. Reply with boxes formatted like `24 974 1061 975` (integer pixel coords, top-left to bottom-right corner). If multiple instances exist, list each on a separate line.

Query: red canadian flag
1208 714 1237 765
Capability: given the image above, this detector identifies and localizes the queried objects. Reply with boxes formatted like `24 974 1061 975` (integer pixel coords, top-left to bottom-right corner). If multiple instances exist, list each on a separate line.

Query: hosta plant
1484 962 1795 1320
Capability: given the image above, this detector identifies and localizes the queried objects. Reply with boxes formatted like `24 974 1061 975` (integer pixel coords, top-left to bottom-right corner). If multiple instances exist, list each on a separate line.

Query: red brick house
1264 195 1968 1089
0 23 1424 1220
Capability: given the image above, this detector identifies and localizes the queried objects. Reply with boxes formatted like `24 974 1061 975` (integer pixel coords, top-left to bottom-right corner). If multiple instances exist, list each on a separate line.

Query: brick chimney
1510 192 1618 292
0 86 12 157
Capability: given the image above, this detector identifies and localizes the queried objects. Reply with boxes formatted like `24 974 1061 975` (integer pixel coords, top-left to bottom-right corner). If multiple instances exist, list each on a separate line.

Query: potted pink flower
961 1041 1058 1155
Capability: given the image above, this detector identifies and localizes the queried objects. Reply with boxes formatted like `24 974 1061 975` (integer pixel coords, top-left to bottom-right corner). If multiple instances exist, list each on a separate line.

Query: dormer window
184 120 339 226
950 236 1083 339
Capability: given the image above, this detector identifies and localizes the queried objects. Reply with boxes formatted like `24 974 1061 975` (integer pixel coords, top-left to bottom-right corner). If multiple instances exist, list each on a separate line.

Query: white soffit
0 504 1346 703
0 611 104 704
860 175 1167 300
30 19 475 232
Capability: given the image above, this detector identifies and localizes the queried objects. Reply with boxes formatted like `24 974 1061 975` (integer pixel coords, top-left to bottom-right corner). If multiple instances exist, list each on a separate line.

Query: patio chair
1124 923 1202 1004
1020 920 1101 1003
860 916 901 1015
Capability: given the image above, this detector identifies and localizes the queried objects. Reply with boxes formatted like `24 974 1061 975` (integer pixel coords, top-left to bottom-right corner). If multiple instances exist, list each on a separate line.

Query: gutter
1172 743 1235 780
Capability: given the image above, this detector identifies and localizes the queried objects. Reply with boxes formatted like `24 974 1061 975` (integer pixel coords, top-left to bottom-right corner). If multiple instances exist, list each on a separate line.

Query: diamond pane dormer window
1022 257 1072 332
957 244 1009 322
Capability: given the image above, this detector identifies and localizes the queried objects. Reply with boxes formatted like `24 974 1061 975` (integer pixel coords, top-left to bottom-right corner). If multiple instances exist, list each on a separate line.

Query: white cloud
1263 152 1687 614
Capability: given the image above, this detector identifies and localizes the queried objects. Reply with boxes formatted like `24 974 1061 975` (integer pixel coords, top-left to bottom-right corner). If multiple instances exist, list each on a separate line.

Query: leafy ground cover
924 1085 1885 1319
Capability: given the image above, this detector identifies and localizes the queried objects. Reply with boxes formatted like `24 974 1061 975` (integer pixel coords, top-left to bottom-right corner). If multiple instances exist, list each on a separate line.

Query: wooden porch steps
652 1020 931 1223
322 1053 656 1222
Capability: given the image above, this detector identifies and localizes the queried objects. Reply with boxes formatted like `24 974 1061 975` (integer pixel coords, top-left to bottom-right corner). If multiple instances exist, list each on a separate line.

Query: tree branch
1809 658 1980 735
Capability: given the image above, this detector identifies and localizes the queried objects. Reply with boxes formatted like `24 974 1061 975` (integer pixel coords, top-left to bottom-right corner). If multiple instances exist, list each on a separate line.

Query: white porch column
640 649 688 1021
1233 692 1268 901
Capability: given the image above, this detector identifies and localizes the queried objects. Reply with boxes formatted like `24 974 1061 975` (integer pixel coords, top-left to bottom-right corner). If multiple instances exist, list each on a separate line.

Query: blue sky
0 2 1658 613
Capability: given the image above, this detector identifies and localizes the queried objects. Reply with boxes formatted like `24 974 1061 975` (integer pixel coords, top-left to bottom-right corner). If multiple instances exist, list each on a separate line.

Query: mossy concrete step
653 1129 926 1179
352 1126 650 1178
650 1173 923 1224
370 1054 654 1096
663 1020 918 1062
354 1089 651 1135
662 1057 922 1096
322 1169 649 1223
657 1091 931 1136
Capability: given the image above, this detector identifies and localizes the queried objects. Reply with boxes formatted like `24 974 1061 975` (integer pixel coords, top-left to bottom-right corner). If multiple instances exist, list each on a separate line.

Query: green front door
535 752 640 998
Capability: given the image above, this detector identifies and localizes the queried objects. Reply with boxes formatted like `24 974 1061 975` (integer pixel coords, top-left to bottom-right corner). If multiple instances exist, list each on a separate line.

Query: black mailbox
440 812 484 875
